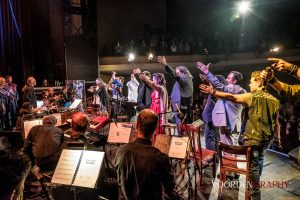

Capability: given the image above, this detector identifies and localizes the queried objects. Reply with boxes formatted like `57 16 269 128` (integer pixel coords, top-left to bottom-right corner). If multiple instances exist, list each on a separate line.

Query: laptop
36 100 44 108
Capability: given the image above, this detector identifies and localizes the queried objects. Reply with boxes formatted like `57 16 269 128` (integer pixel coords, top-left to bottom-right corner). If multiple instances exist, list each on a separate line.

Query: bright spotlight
128 53 135 62
270 46 280 53
237 1 251 14
148 53 154 60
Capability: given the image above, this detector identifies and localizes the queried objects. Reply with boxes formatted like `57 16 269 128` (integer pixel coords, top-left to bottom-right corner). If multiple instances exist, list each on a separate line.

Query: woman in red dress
140 73 168 134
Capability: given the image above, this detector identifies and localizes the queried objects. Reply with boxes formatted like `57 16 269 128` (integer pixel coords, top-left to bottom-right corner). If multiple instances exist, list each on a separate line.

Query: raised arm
157 56 176 77
197 61 228 92
199 84 245 104
261 69 300 96
139 74 162 92
131 74 139 86
268 58 300 80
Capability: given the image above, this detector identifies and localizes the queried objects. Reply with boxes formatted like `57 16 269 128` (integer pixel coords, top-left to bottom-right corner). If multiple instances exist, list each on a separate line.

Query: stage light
237 1 251 14
270 46 280 53
128 53 135 62
148 53 154 61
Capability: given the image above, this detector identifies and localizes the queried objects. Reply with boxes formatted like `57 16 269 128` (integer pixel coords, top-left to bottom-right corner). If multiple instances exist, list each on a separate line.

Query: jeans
204 121 219 151
247 140 272 200
219 127 240 146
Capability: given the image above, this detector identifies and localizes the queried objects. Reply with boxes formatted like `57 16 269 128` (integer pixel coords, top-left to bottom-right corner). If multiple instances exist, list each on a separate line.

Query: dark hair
0 151 29 199
230 71 243 84
137 109 158 139
119 76 125 83
142 71 151 78
19 102 33 115
153 73 166 86
215 75 227 85
176 66 192 78
5 75 12 79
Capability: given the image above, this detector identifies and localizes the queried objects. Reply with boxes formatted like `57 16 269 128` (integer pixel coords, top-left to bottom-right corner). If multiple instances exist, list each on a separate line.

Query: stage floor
49 127 300 200
175 147 300 200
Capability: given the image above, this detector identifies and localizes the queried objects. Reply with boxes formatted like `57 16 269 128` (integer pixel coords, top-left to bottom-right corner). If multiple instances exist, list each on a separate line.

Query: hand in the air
157 56 167 66
199 84 213 94
260 69 275 83
268 58 294 73
196 61 211 74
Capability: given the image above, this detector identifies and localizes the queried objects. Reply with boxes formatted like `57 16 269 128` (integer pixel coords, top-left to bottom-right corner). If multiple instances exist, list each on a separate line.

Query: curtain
0 0 24 76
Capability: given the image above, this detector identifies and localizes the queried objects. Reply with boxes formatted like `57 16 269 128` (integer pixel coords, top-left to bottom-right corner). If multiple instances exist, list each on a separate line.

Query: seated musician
23 115 64 171
60 112 92 149
58 86 72 107
15 102 35 136
115 109 178 200
41 90 50 106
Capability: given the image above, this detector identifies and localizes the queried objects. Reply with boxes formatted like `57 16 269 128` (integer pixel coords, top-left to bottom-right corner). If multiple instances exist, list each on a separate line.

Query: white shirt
127 78 139 102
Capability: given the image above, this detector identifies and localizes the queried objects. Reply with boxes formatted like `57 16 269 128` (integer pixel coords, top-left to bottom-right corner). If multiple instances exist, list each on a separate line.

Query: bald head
137 109 158 139
71 112 89 136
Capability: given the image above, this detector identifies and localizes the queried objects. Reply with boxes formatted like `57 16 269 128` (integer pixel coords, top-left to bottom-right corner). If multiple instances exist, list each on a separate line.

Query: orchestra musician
87 78 110 114
5 75 19 127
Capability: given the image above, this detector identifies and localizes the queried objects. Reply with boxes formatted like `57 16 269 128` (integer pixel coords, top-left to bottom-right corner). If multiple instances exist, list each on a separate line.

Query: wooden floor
174 146 300 200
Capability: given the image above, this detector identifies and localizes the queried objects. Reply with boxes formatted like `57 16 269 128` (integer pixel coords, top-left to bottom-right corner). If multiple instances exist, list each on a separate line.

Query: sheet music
168 136 189 159
73 151 105 188
107 123 132 143
51 149 82 185
154 135 172 155
23 119 42 139
69 99 82 109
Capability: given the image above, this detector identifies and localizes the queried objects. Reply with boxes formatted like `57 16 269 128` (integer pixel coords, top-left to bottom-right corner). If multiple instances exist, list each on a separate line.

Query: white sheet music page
23 119 42 139
107 122 132 143
168 136 189 159
73 151 105 188
51 149 82 185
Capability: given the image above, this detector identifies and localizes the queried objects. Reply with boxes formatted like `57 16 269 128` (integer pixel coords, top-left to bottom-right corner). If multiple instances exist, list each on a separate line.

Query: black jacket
137 81 152 111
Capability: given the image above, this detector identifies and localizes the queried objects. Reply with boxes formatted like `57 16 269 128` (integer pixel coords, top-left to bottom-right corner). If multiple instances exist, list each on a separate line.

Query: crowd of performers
0 56 300 200
83 57 300 200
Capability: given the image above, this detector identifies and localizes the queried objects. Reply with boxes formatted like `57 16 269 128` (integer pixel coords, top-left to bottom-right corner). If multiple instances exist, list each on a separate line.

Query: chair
218 142 251 200
162 124 177 135
180 124 217 188
25 166 54 200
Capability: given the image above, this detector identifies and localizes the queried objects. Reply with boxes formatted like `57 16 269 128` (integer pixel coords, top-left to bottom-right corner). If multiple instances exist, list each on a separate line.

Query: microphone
262 66 272 90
